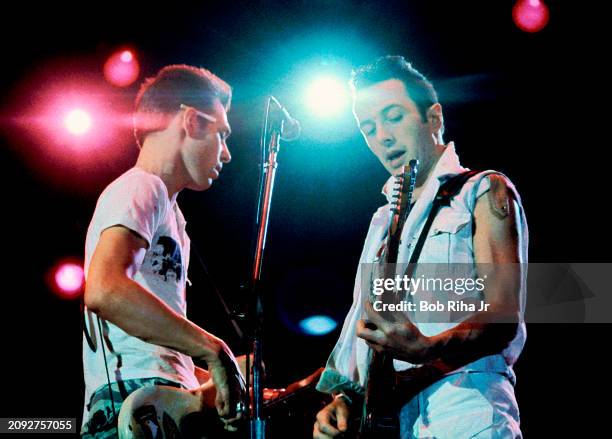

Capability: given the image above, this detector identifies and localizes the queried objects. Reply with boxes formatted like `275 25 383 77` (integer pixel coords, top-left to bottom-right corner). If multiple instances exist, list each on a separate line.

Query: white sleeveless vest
317 143 528 396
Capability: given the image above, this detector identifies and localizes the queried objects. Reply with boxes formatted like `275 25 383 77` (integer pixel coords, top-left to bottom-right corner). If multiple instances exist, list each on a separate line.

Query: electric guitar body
117 368 324 438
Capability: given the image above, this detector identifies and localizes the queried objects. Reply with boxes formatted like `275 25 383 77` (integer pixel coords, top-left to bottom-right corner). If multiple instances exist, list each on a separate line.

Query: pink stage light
7 61 137 195
104 48 140 87
38 91 111 151
16 84 134 192
49 261 85 299
513 0 550 33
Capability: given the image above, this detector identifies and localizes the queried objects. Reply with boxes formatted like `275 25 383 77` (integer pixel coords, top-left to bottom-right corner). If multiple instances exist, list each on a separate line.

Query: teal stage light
299 315 338 336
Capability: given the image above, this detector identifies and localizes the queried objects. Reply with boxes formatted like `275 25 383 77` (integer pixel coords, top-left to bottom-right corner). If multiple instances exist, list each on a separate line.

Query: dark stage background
0 1 607 437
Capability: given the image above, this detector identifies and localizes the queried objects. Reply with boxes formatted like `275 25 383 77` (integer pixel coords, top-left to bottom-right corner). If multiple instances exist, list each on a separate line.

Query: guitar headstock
389 159 419 238
369 160 419 301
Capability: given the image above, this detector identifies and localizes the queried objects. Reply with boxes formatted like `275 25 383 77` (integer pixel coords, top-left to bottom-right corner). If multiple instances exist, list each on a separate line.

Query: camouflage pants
81 377 183 438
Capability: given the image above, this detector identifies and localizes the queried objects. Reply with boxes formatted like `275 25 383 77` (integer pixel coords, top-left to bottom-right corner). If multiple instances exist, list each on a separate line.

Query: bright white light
120 50 133 62
304 77 349 118
299 315 337 336
65 109 91 135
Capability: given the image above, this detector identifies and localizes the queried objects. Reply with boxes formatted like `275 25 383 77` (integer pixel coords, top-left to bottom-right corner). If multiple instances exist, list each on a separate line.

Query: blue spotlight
304 76 350 118
299 315 338 336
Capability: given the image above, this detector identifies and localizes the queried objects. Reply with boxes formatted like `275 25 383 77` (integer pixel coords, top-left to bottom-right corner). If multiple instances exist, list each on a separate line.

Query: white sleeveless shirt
317 143 528 396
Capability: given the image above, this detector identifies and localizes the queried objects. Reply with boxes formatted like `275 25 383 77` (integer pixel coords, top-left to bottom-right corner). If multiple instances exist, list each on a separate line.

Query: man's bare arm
84 226 224 362
84 225 244 418
426 177 523 367
357 176 524 368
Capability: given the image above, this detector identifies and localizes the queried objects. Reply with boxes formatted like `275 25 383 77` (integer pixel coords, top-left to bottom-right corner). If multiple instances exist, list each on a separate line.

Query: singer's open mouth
386 150 406 166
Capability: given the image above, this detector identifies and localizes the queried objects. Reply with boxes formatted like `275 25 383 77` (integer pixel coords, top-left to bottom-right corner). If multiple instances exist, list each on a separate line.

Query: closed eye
360 122 375 137
384 108 405 123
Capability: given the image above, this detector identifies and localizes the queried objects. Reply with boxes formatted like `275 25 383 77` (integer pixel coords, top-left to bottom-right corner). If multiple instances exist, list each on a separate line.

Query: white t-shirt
82 167 199 420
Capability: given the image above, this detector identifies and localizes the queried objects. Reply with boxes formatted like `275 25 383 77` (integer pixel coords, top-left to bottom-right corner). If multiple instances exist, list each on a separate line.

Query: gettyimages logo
371 274 487 296
362 263 520 323
361 262 612 323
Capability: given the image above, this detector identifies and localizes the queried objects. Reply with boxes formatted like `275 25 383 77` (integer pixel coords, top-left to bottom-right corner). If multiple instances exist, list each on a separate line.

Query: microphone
269 96 301 141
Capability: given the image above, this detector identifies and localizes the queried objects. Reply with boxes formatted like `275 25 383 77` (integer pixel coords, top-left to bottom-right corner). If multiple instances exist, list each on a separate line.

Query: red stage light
7 60 137 195
104 48 140 87
48 260 85 299
513 0 550 33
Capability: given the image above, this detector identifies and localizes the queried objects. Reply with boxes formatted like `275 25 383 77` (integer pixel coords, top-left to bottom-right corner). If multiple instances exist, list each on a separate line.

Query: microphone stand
248 96 285 439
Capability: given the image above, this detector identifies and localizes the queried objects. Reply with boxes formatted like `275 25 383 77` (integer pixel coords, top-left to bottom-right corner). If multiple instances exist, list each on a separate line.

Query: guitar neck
360 160 419 437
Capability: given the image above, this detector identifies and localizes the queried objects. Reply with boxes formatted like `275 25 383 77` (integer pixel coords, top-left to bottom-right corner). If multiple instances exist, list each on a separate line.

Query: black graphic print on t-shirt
149 236 182 282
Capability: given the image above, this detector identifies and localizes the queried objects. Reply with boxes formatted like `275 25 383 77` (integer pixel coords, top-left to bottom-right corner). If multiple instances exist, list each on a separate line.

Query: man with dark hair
313 56 527 438
81 64 244 437
351 55 440 123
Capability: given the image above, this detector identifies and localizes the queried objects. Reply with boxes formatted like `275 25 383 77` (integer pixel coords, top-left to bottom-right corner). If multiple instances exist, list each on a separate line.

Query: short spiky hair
134 64 231 146
350 55 438 122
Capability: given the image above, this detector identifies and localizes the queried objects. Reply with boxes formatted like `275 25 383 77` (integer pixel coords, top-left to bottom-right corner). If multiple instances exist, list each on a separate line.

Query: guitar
117 368 324 438
358 160 418 438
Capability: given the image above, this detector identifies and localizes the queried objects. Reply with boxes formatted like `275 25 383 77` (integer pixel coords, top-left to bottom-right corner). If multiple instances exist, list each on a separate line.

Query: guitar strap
407 170 481 270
